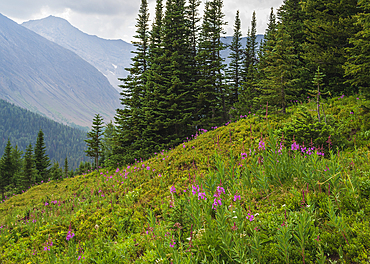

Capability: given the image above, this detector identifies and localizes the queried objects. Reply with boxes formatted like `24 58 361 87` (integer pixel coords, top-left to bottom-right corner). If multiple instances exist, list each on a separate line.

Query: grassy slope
1 95 370 263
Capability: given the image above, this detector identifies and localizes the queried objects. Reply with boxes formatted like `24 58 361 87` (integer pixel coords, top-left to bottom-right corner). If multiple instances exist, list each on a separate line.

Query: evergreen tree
227 10 243 108
64 157 68 179
303 0 359 95
114 0 150 164
149 0 163 62
11 145 23 188
235 11 258 114
142 0 194 153
344 0 370 98
21 144 36 190
101 121 116 167
85 114 104 173
0 140 13 200
49 161 63 181
277 0 309 97
258 23 298 114
34 129 50 182
195 0 227 128
186 0 201 60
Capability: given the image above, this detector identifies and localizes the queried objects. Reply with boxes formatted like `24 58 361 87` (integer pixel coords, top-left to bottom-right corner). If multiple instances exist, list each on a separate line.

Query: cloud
1 0 284 42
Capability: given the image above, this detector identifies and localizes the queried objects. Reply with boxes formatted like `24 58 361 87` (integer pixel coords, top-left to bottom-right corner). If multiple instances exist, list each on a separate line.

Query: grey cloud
1 0 284 42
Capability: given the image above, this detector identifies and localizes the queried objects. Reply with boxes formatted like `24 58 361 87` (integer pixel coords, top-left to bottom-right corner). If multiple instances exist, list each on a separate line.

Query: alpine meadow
2 0 370 263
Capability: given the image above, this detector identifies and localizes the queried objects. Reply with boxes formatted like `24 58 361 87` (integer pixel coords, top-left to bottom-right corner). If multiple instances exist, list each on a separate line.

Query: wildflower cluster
212 186 225 210
66 229 75 241
192 185 207 200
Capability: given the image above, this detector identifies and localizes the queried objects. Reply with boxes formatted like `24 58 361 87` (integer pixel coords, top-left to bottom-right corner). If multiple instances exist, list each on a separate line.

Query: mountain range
0 13 120 128
22 16 134 91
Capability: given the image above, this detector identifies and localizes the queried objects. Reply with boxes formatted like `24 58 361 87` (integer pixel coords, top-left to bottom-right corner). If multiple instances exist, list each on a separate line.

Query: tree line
81 0 370 168
0 99 89 169
0 130 75 200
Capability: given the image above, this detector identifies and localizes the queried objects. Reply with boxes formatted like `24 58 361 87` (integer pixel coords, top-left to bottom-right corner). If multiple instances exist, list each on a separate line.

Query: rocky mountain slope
0 13 120 127
22 16 134 91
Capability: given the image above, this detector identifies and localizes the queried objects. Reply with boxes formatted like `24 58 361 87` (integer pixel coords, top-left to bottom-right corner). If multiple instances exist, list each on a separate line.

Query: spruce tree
236 11 258 114
64 157 68 179
114 0 150 164
101 121 116 166
49 161 63 181
277 0 308 96
0 140 13 200
34 129 50 182
142 0 194 153
258 23 297 114
11 145 23 188
21 144 36 190
227 10 243 108
149 0 163 62
195 0 227 127
85 114 104 172
344 0 370 98
303 0 359 95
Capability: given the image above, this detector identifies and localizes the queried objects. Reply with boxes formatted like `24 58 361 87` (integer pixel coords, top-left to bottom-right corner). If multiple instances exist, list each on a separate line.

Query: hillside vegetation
1 95 370 263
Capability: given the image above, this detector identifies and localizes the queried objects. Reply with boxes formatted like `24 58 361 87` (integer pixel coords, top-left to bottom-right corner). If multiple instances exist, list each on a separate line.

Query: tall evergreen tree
149 0 163 62
235 11 258 114
195 0 227 127
114 0 150 164
0 140 13 200
227 10 243 108
303 0 359 95
142 0 194 153
34 129 50 182
277 0 308 97
344 0 370 98
11 145 23 187
85 114 104 172
258 23 297 114
21 144 36 190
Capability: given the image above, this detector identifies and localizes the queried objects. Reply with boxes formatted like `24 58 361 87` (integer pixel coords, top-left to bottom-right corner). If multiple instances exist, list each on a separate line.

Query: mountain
0 13 120 127
22 16 134 91
0 99 88 170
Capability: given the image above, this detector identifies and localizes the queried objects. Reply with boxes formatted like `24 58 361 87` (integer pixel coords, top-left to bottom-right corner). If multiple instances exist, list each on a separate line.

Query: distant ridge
22 16 134 91
0 13 120 127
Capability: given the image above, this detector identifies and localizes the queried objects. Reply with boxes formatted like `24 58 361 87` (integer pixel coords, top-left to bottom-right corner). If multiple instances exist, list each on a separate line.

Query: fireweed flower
258 140 265 151
192 185 199 195
247 213 255 221
233 194 241 202
198 192 206 200
170 186 176 193
241 153 247 160
214 186 225 198
291 141 299 151
115 168 119 172
66 230 75 241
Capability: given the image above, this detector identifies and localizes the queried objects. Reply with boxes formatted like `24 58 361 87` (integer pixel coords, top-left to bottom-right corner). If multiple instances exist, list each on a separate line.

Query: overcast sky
1 0 284 43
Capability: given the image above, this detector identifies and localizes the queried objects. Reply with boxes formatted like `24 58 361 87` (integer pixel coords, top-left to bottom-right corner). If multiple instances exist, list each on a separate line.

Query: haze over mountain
22 16 134 91
0 13 120 127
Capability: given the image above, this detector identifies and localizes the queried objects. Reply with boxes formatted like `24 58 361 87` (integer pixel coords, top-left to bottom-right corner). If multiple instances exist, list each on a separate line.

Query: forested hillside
111 0 370 168
0 99 88 169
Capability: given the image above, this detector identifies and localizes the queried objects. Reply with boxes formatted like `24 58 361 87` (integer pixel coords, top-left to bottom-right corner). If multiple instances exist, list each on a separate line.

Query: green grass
1 95 370 263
